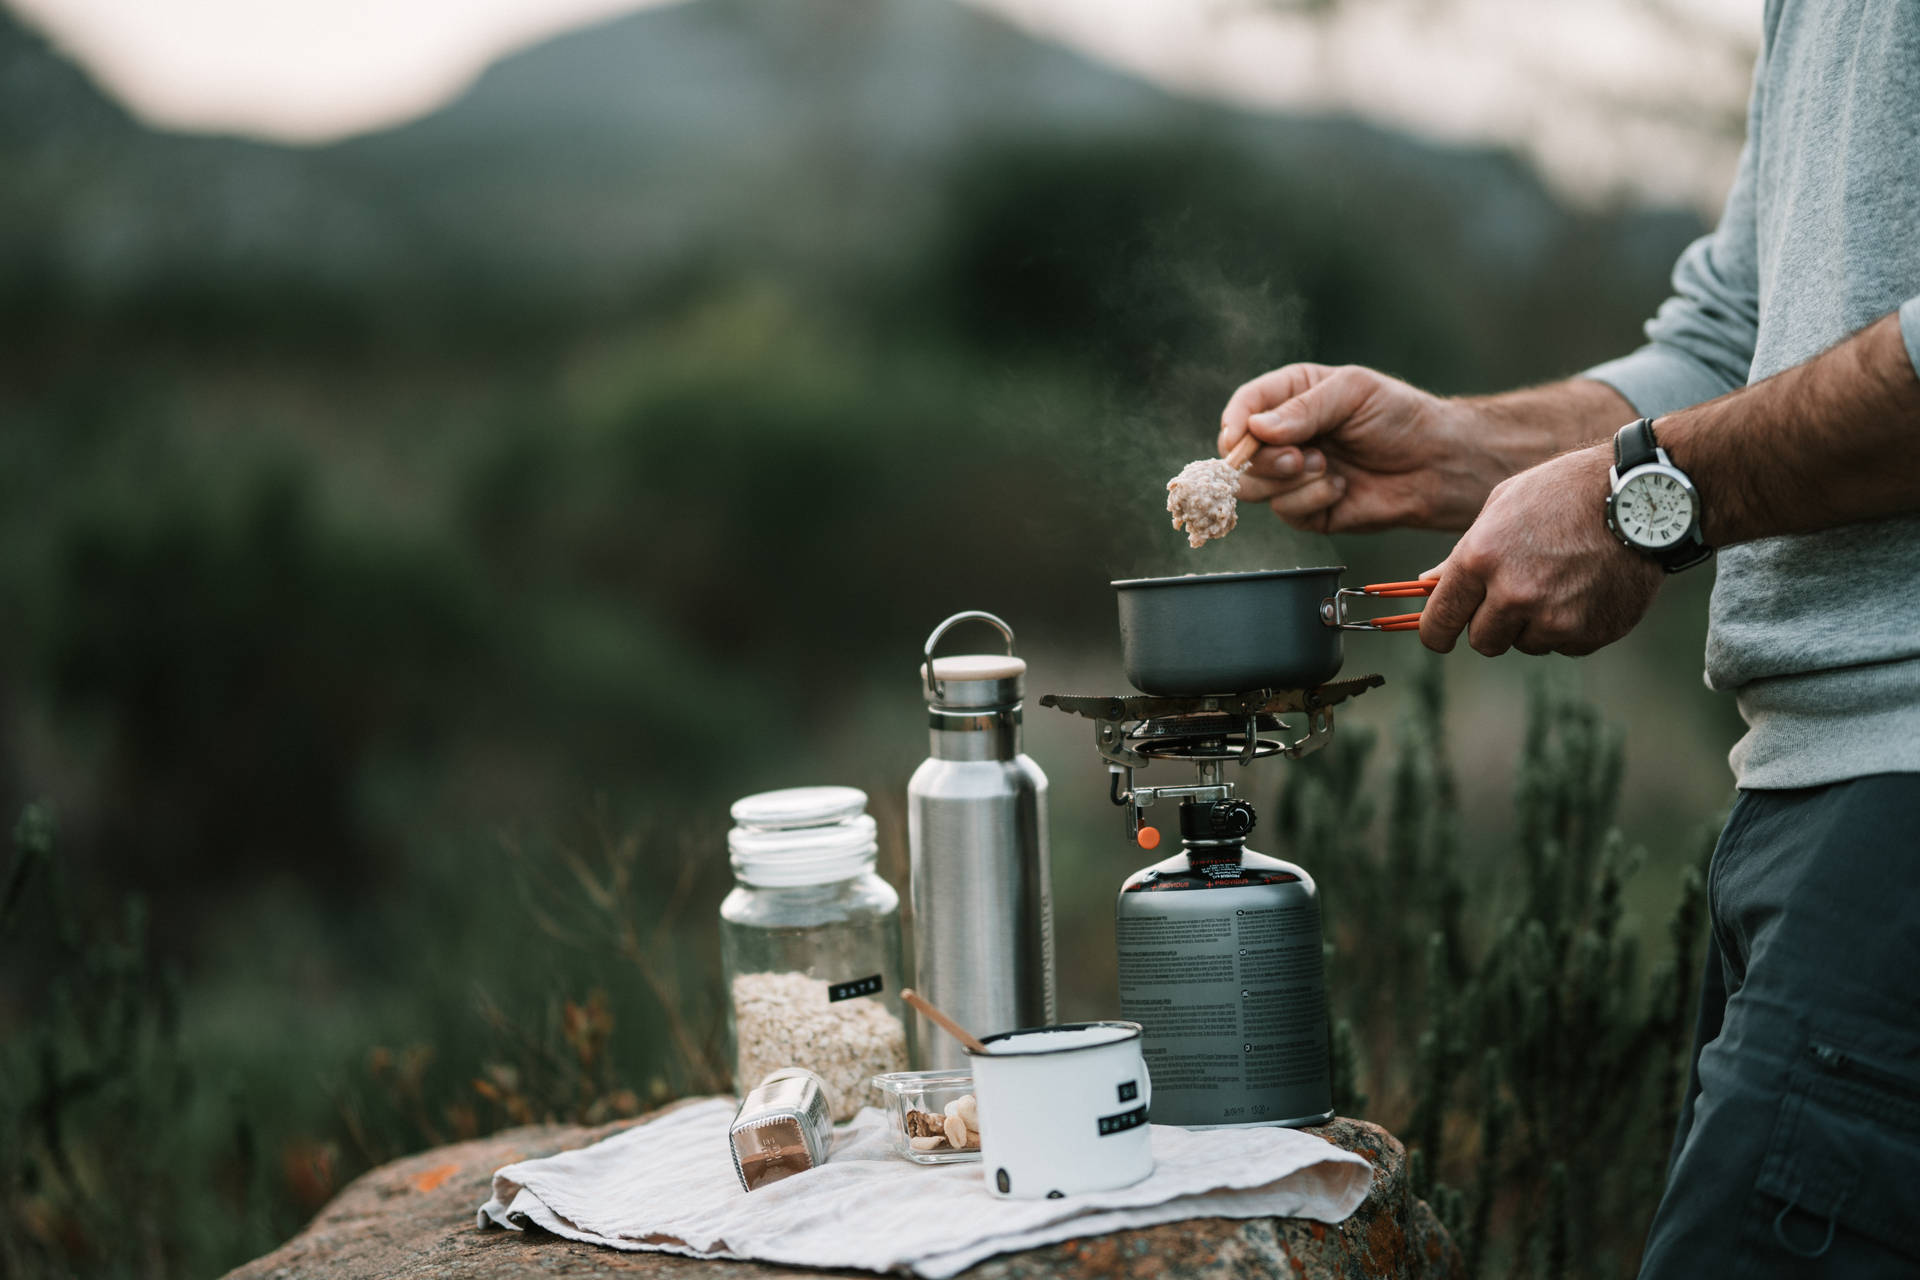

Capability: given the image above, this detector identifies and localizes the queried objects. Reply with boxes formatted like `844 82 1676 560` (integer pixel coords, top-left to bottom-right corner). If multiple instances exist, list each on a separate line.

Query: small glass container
721 786 909 1122
871 1069 981 1164
730 1067 835 1192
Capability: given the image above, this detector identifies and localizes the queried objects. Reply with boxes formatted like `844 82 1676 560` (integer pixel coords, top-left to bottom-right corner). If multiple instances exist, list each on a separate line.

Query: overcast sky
7 0 1759 212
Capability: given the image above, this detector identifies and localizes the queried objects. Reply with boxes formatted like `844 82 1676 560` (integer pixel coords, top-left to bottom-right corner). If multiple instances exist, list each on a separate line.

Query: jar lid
729 813 879 887
922 654 1026 711
730 786 869 830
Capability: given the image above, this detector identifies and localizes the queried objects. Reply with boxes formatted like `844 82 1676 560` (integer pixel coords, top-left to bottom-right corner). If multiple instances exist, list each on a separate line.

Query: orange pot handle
1323 576 1439 632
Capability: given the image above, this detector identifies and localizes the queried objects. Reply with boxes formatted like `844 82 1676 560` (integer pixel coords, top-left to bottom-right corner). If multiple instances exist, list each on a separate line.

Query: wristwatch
1604 417 1712 572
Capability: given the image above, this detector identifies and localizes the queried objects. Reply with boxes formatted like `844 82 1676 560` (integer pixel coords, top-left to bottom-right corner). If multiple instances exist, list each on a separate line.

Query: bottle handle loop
922 611 1017 702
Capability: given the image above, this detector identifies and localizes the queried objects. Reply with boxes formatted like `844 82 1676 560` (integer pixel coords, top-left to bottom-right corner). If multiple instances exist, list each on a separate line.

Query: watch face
1615 471 1695 549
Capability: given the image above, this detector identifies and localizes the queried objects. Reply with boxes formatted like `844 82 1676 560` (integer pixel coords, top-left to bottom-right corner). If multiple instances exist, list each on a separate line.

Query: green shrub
1281 660 1715 1279
0 803 280 1279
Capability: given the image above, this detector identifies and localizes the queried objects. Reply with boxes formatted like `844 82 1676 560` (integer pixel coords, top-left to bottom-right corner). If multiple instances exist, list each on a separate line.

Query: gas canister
1114 797 1332 1128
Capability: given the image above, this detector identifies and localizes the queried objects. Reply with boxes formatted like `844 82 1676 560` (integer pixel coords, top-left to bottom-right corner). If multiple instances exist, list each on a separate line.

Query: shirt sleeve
1901 296 1920 385
1583 70 1765 417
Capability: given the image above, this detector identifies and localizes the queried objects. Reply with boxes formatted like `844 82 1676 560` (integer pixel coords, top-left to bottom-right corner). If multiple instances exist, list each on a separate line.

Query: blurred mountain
0 0 1698 326
0 0 1722 897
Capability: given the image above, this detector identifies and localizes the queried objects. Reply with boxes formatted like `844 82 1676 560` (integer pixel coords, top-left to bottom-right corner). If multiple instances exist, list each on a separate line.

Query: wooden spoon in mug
901 988 990 1056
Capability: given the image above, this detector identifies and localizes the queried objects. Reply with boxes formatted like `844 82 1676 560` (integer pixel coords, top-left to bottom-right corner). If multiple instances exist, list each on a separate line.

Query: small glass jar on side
721 787 910 1123
871 1069 981 1164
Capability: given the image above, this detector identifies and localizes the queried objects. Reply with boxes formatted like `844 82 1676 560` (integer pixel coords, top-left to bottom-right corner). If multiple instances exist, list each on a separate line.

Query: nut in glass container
871 1069 981 1164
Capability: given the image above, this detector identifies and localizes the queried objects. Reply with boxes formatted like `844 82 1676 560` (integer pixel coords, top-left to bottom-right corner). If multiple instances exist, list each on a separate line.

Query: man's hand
1217 365 1634 534
1217 364 1492 533
1419 445 1663 657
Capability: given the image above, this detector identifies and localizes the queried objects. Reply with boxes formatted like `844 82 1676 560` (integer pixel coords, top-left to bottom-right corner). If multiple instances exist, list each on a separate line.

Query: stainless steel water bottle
908 611 1056 1068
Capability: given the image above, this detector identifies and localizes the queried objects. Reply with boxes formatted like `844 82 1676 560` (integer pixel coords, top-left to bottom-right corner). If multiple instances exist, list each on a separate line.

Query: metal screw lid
921 654 1027 711
922 612 1024 711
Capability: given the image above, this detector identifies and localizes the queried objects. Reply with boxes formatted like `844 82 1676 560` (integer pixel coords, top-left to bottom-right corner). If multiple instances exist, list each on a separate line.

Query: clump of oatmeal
1166 457 1243 548
732 971 907 1122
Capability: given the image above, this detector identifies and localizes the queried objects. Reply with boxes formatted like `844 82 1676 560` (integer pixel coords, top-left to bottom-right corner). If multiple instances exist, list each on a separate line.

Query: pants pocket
1753 1039 1920 1266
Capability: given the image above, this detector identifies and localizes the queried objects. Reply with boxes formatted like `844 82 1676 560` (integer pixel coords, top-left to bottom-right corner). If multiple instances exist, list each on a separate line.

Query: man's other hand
1420 445 1663 657
1217 364 1505 534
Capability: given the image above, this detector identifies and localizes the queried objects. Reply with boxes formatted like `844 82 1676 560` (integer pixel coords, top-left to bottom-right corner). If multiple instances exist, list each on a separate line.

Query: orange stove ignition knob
1136 826 1161 850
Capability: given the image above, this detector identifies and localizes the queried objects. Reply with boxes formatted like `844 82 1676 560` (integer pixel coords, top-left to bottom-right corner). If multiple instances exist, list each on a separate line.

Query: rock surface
225 1103 1462 1280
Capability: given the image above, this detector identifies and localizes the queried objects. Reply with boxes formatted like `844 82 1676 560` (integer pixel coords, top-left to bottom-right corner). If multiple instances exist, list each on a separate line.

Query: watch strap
1657 540 1714 574
1613 417 1658 472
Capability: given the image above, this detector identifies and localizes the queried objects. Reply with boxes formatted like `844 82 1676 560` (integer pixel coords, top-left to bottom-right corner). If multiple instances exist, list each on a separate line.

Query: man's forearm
1452 377 1637 475
1657 310 1920 546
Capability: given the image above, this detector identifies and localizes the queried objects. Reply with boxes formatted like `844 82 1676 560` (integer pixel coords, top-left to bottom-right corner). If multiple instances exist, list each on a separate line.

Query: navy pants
1639 774 1920 1277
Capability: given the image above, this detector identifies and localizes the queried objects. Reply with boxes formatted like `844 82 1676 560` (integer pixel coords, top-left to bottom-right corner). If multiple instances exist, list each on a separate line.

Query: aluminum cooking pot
1112 567 1434 695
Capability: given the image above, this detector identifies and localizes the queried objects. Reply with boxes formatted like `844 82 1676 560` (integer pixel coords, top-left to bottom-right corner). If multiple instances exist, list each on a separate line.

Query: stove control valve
1182 799 1257 842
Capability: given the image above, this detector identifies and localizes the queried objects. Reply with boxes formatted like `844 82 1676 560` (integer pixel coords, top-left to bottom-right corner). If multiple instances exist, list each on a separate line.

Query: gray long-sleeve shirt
1583 0 1920 789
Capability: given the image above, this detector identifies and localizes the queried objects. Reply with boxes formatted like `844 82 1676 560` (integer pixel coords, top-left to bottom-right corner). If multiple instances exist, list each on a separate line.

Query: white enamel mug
966 1021 1154 1198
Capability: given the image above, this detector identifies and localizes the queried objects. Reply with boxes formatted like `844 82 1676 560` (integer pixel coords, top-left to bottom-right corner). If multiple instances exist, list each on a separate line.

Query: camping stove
1039 675 1382 849
1038 674 1383 1129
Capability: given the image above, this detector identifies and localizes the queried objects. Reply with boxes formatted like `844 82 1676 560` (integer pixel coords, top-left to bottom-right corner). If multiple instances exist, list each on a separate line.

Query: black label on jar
828 974 884 1002
1097 1105 1148 1136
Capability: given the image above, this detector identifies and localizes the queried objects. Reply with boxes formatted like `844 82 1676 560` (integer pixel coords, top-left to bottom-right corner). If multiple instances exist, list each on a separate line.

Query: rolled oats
731 971 908 1123
1166 457 1243 548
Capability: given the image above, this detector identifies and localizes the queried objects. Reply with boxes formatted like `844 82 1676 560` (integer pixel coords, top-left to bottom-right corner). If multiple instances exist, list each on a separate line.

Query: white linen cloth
476 1098 1373 1278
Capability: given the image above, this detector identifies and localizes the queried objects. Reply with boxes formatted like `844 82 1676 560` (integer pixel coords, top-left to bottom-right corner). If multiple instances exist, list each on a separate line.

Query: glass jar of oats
720 786 908 1122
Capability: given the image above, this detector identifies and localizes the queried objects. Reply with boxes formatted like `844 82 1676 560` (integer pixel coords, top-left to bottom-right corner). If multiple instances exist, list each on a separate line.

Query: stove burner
1041 674 1385 847
1039 674 1383 770
1134 711 1285 740
1130 712 1290 762
1133 734 1288 762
